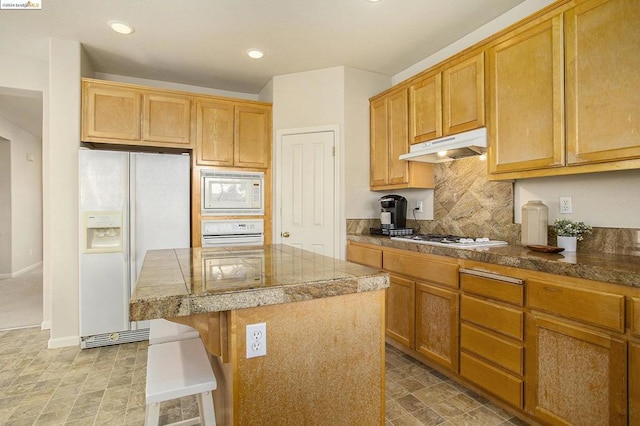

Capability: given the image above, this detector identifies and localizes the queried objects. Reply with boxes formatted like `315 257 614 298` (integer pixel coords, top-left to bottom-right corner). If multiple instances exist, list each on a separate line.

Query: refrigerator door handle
125 154 133 327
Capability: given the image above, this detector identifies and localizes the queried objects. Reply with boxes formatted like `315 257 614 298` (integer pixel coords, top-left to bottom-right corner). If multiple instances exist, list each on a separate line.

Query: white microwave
201 170 264 216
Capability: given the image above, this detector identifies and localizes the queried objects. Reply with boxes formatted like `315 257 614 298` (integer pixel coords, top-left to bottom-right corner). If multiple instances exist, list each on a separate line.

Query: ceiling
0 0 526 139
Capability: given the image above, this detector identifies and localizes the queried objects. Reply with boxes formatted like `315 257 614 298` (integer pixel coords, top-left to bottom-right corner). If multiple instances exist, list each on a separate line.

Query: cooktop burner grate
390 233 508 248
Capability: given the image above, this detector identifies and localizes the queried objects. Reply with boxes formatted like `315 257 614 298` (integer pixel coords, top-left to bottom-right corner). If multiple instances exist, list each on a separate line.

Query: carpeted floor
0 265 43 330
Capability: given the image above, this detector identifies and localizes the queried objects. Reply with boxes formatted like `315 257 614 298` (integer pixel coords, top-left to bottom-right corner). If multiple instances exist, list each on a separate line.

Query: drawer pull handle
459 268 524 285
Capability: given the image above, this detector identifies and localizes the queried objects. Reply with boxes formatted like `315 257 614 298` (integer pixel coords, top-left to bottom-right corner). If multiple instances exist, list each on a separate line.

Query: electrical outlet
416 201 423 213
559 196 573 214
246 322 266 358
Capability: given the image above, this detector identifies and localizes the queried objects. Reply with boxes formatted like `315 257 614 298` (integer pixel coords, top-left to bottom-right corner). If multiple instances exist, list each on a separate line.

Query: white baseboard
48 335 80 349
41 320 51 330
0 262 43 279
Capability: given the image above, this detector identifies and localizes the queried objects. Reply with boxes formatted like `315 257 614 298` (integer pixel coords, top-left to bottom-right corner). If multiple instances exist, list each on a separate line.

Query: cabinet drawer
383 251 458 288
461 295 523 340
527 280 625 333
460 352 523 409
347 244 382 269
632 297 640 338
460 323 523 376
460 269 524 306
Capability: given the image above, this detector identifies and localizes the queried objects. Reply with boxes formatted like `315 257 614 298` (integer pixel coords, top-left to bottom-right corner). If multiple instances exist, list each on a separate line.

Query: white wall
393 0 557 84
258 77 273 103
271 66 423 254
0 138 9 275
95 73 258 101
515 170 640 228
46 38 82 348
0 53 49 327
0 116 43 276
343 68 390 219
272 67 345 131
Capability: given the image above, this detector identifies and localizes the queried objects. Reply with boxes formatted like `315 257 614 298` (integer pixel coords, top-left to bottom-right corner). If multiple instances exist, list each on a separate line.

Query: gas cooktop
390 233 508 249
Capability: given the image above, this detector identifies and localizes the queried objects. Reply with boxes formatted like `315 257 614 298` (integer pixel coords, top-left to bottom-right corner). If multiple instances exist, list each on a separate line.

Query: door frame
274 125 343 259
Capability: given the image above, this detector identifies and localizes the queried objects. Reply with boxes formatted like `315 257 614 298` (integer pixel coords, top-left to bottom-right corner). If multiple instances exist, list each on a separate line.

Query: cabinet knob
282 231 290 238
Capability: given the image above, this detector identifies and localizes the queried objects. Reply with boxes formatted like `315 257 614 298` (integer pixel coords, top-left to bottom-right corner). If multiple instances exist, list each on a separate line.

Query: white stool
145 337 217 426
148 319 200 345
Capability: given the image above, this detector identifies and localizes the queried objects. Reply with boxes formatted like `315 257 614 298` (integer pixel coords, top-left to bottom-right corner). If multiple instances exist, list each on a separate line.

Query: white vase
521 200 548 245
557 236 577 252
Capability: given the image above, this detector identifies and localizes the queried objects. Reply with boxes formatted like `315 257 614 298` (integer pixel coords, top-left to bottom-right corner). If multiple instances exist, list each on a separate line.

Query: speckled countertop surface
348 235 640 288
129 244 389 321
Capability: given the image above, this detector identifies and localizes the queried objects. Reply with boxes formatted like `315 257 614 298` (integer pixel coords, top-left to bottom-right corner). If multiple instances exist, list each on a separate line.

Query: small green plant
553 219 592 241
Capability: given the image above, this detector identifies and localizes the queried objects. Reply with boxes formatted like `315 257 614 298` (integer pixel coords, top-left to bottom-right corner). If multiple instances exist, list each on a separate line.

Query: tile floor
384 345 527 425
0 327 527 426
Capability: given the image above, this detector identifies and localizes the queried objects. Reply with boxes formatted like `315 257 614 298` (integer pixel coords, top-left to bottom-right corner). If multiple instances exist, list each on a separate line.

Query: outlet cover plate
246 322 266 358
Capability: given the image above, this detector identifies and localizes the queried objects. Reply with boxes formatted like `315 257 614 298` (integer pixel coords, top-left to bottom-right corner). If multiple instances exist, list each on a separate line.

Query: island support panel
212 289 386 425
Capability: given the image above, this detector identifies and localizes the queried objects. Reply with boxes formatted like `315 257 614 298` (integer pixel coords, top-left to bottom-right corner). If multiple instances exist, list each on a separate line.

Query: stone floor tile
33 409 69 425
0 329 535 426
411 407 446 426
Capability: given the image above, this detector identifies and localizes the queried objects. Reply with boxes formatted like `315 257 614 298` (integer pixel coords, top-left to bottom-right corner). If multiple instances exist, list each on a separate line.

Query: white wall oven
201 219 264 248
201 170 264 216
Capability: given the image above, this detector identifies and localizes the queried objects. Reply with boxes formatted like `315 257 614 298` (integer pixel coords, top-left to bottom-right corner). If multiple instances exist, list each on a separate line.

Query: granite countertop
348 235 640 288
130 244 389 321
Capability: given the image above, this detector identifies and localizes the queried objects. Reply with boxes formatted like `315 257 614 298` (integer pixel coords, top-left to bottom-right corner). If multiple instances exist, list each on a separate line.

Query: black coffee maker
379 195 407 230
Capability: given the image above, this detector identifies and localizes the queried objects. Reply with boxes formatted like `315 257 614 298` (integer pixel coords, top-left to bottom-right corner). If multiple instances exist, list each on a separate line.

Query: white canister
521 200 548 246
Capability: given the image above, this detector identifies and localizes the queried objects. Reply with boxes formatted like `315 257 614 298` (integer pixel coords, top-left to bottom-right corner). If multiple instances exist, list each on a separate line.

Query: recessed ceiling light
108 20 135 35
246 49 265 59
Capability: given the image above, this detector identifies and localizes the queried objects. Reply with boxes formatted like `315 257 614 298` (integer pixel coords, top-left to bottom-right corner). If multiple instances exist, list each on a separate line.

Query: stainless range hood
399 128 487 163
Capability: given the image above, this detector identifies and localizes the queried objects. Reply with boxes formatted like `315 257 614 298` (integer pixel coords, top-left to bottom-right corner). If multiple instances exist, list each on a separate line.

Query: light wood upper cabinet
82 81 141 142
195 100 270 168
234 104 271 169
370 88 434 190
195 98 235 166
409 72 442 144
370 96 389 187
489 0 640 179
443 51 485 135
408 52 484 146
370 88 409 187
142 93 192 145
488 14 565 174
565 0 640 165
82 79 193 148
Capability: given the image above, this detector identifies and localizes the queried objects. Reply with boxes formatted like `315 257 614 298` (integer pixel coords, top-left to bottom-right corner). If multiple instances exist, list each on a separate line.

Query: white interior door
279 131 336 257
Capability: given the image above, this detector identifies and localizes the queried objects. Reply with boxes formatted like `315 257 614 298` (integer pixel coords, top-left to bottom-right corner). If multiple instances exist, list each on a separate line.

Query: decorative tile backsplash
348 157 639 256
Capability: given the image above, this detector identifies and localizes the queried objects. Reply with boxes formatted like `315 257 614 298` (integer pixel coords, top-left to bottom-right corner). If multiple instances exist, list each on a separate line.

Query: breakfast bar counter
130 244 389 426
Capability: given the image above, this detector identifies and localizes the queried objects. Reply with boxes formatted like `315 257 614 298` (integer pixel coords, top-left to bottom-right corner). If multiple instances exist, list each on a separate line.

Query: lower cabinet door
525 314 627 425
631 342 640 426
415 282 459 372
386 274 415 348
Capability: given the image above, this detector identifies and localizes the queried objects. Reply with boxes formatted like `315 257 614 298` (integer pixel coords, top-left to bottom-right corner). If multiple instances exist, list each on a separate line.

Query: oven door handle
201 233 264 247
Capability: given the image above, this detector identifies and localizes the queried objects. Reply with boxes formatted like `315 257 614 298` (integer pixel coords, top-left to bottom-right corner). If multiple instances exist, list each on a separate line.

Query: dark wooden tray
527 245 565 253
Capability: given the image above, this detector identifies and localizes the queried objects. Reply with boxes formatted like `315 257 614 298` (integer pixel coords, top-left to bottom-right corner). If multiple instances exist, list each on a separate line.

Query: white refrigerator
79 149 190 348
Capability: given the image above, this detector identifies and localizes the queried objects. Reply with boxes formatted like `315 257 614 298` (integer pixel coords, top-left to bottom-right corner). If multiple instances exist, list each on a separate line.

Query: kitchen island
130 244 389 426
